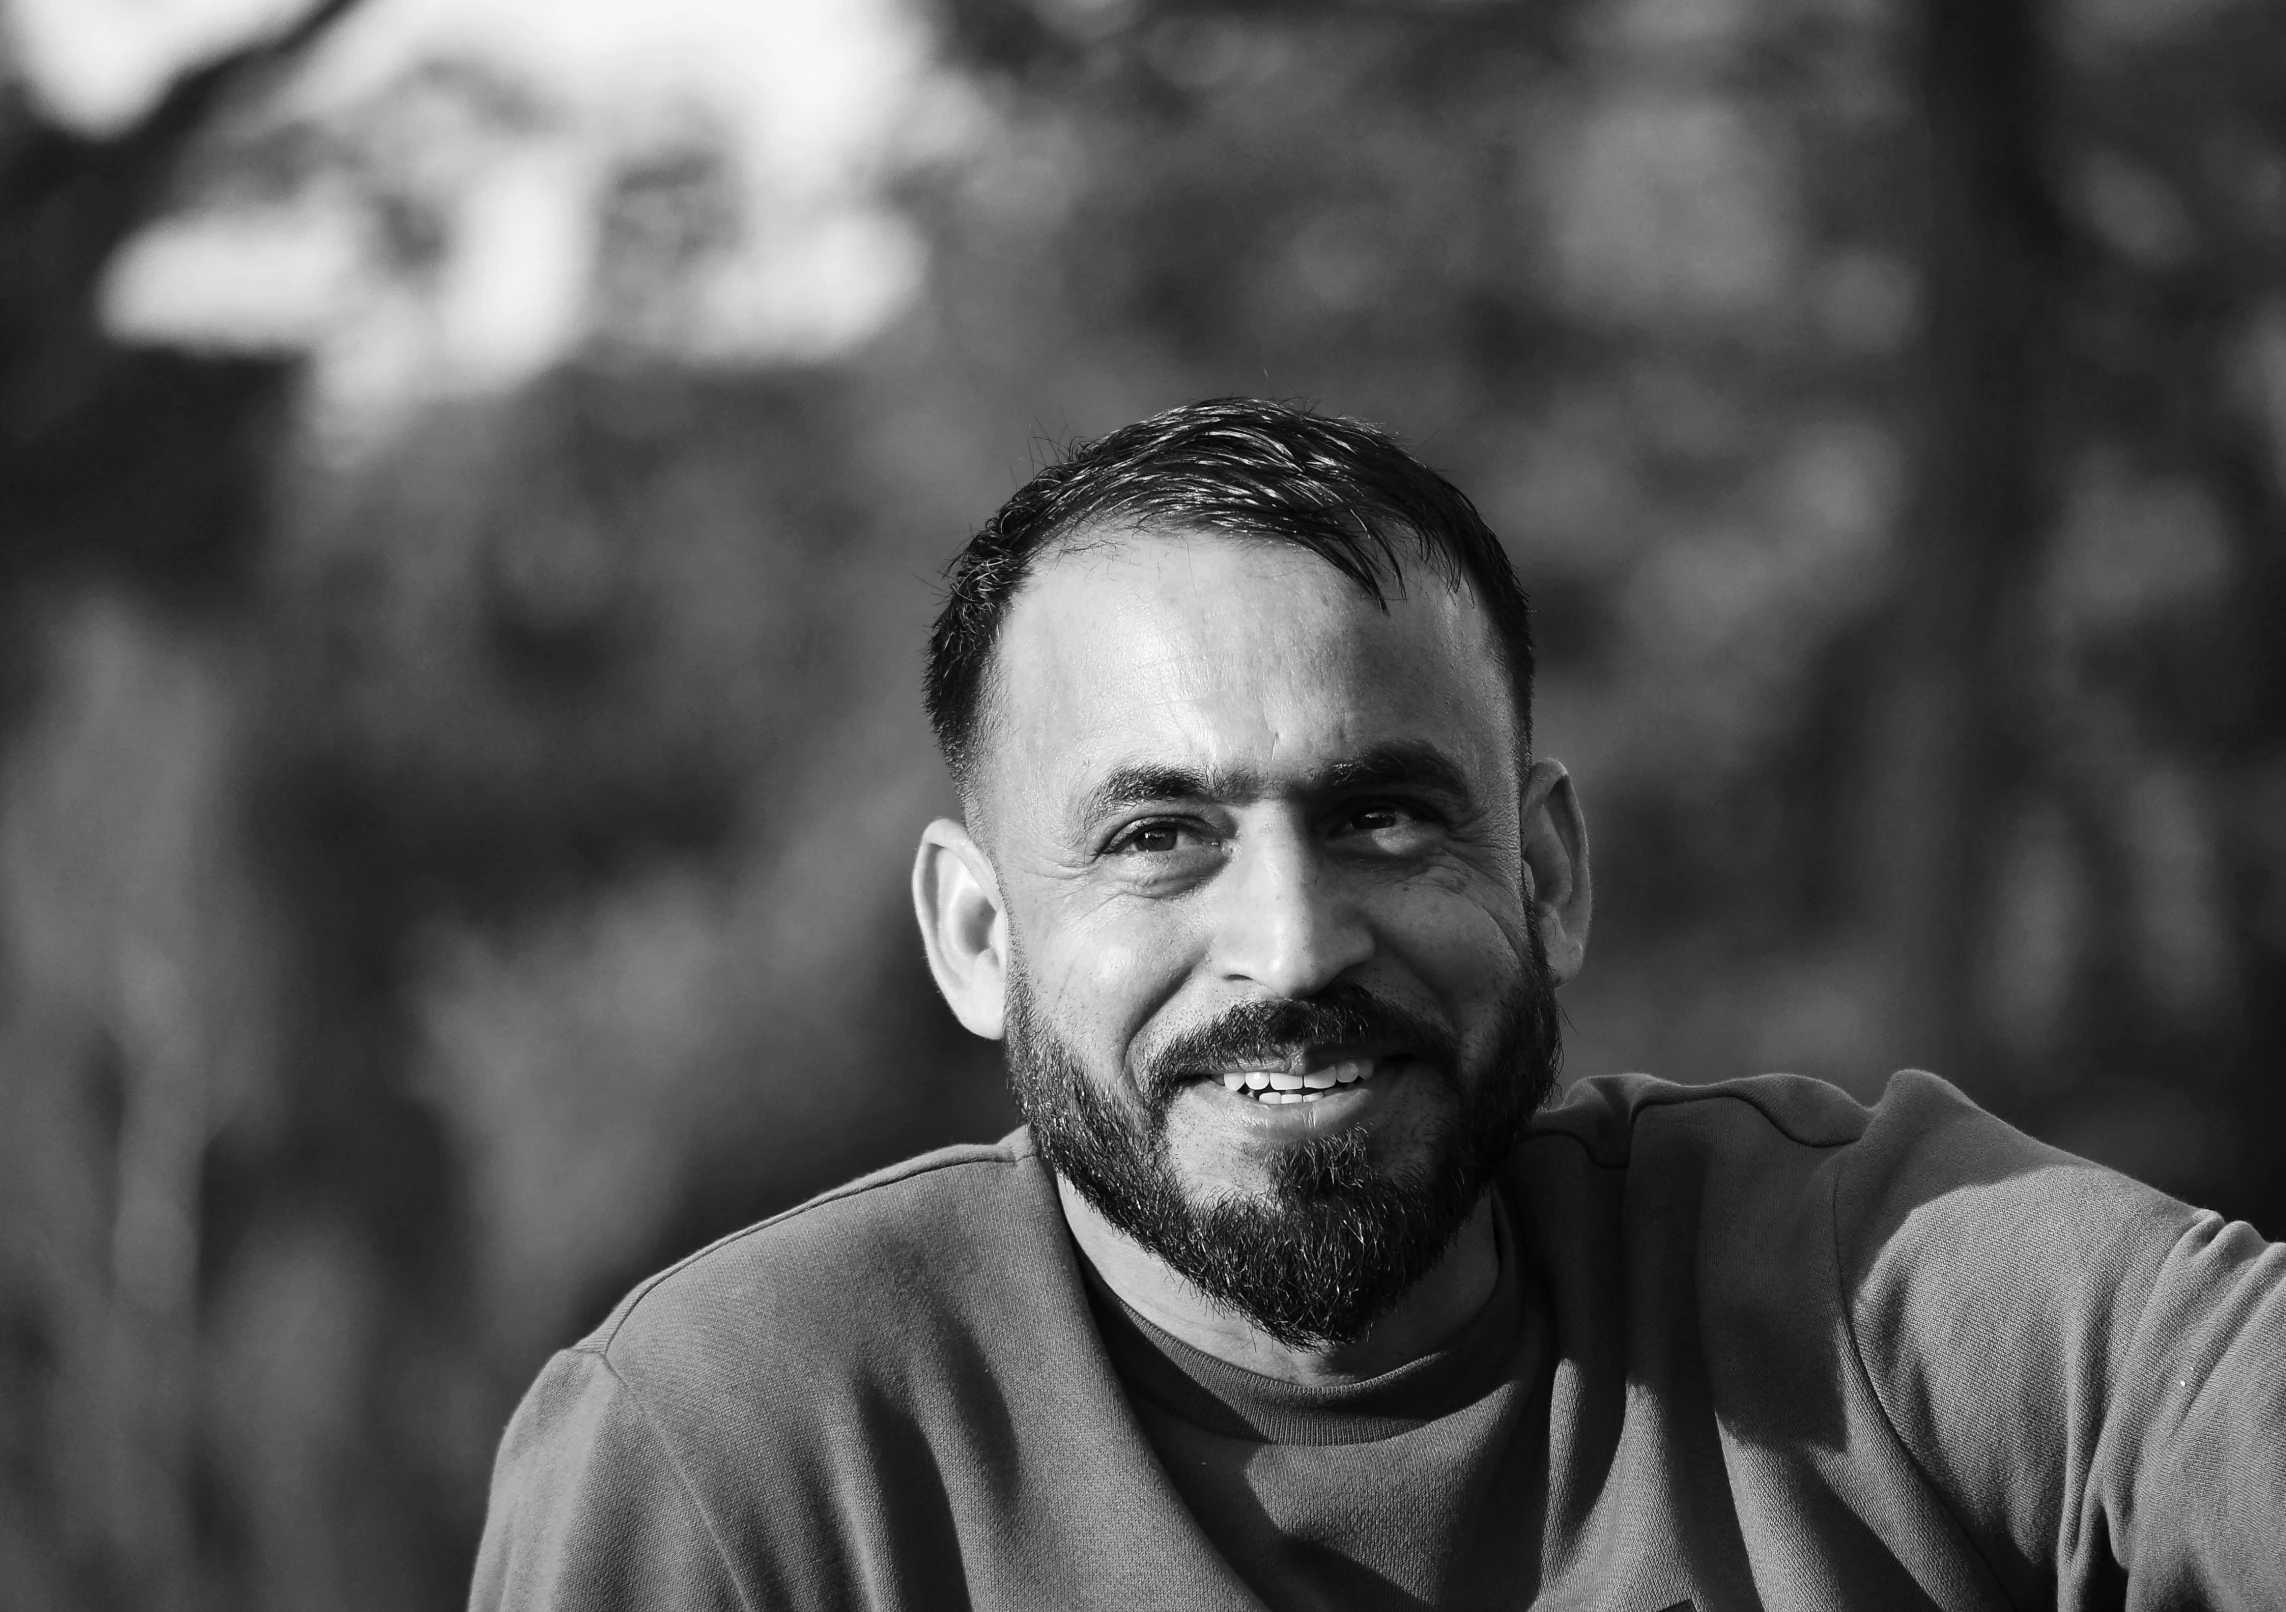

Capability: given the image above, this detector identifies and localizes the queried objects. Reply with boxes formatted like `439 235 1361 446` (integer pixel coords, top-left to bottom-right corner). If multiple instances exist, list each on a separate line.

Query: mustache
1134 983 1460 1109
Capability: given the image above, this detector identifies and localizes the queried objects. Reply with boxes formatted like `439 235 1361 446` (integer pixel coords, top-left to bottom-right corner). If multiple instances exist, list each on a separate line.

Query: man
472 399 2285 1610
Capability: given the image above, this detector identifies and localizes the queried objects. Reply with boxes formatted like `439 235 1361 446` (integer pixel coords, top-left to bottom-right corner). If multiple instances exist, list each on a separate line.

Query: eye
1108 818 1218 857
1331 799 1443 854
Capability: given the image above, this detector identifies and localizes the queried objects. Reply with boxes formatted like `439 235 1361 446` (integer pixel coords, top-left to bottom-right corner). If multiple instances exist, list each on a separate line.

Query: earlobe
912 817 1009 1039
1520 760 1592 985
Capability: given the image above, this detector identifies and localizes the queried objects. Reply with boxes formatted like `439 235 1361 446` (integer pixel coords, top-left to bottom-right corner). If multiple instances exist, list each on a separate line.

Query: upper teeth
1219 1059 1371 1096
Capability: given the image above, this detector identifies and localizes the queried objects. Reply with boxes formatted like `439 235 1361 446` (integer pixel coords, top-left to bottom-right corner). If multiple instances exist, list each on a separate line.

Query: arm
1840 1072 2286 1611
471 1348 749 1612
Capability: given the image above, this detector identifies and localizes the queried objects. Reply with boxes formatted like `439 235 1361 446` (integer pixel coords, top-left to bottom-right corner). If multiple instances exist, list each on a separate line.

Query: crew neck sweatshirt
471 1070 2286 1611
1085 1197 1545 1611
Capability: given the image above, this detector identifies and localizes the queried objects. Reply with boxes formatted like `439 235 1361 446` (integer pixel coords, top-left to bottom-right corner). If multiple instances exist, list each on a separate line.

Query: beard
1005 936 1563 1351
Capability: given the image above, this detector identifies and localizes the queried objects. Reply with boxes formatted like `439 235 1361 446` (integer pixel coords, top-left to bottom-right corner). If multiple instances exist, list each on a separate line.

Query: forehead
978 526 1515 818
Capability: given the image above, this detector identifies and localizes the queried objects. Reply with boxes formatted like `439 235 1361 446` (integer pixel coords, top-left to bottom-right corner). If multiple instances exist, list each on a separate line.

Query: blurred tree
2017 0 2286 1236
4 2 1002 1604
0 7 356 1609
1864 0 2058 1089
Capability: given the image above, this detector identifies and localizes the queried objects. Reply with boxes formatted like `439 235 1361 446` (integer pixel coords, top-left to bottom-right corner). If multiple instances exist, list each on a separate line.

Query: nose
1204 816 1373 998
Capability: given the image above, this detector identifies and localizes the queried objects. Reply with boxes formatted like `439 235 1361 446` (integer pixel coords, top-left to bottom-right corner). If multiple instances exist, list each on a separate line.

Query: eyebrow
1321 742 1472 800
1078 741 1474 828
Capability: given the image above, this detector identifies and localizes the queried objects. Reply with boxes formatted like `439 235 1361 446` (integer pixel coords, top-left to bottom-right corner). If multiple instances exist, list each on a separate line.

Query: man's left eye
1348 806 1408 832
1335 803 1438 846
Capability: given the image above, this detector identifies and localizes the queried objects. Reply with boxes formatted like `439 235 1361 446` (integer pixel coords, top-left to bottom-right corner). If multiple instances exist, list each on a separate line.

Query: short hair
924 397 1534 796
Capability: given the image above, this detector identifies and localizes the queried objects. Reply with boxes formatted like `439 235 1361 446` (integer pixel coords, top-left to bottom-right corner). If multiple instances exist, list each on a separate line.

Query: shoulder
579 1132 1064 1396
1512 1070 1886 1291
1830 1071 2200 1302
1521 1065 2171 1224
476 1137 1076 1608
1511 1067 2142 1280
1524 1068 1875 1169
1534 1067 2207 1342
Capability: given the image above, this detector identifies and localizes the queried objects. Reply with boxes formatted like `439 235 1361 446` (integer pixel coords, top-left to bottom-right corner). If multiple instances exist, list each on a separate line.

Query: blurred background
2 0 2282 1604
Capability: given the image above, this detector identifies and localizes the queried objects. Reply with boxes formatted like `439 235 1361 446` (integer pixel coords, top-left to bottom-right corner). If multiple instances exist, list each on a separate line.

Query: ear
1519 759 1592 985
912 817 1009 1039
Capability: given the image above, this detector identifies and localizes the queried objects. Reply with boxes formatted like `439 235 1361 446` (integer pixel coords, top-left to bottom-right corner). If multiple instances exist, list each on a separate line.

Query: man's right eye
1105 815 1233 864
1098 819 1229 891
1114 821 1201 855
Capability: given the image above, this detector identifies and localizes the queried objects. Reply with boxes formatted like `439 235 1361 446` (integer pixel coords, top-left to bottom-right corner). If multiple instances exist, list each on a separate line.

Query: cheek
1377 880 1534 1015
1020 896 1200 1054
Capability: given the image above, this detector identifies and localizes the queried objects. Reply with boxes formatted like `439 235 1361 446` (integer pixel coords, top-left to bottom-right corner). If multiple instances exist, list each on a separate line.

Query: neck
1054 1177 1502 1388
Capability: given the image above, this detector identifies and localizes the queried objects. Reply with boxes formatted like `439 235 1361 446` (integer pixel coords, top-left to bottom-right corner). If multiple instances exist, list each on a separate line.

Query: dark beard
1005 940 1563 1350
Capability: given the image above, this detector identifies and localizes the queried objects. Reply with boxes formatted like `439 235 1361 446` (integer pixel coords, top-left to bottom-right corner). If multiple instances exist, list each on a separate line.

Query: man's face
975 526 1559 1344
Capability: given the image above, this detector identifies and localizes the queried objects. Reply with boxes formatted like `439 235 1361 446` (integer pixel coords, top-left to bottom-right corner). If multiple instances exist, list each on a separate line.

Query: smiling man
473 400 2286 1612
926 509 1573 1389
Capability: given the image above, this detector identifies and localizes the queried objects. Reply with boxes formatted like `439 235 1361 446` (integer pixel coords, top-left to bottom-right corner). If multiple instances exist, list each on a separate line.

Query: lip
1199 1043 1399 1081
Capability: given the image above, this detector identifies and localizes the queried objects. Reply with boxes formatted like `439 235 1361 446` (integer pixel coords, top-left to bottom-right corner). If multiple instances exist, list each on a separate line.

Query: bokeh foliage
3 0 2284 1606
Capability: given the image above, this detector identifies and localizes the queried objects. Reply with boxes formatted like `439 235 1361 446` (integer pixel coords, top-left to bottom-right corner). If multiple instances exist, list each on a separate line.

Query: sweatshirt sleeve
1837 1071 2286 1611
470 1347 749 1612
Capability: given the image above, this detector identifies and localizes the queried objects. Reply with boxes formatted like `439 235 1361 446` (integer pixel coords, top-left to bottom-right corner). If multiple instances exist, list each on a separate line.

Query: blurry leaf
2045 449 2232 636
1544 90 1800 326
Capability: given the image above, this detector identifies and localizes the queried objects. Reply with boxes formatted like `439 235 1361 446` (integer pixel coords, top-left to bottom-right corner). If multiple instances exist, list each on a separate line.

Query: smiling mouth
1211 1057 1377 1106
